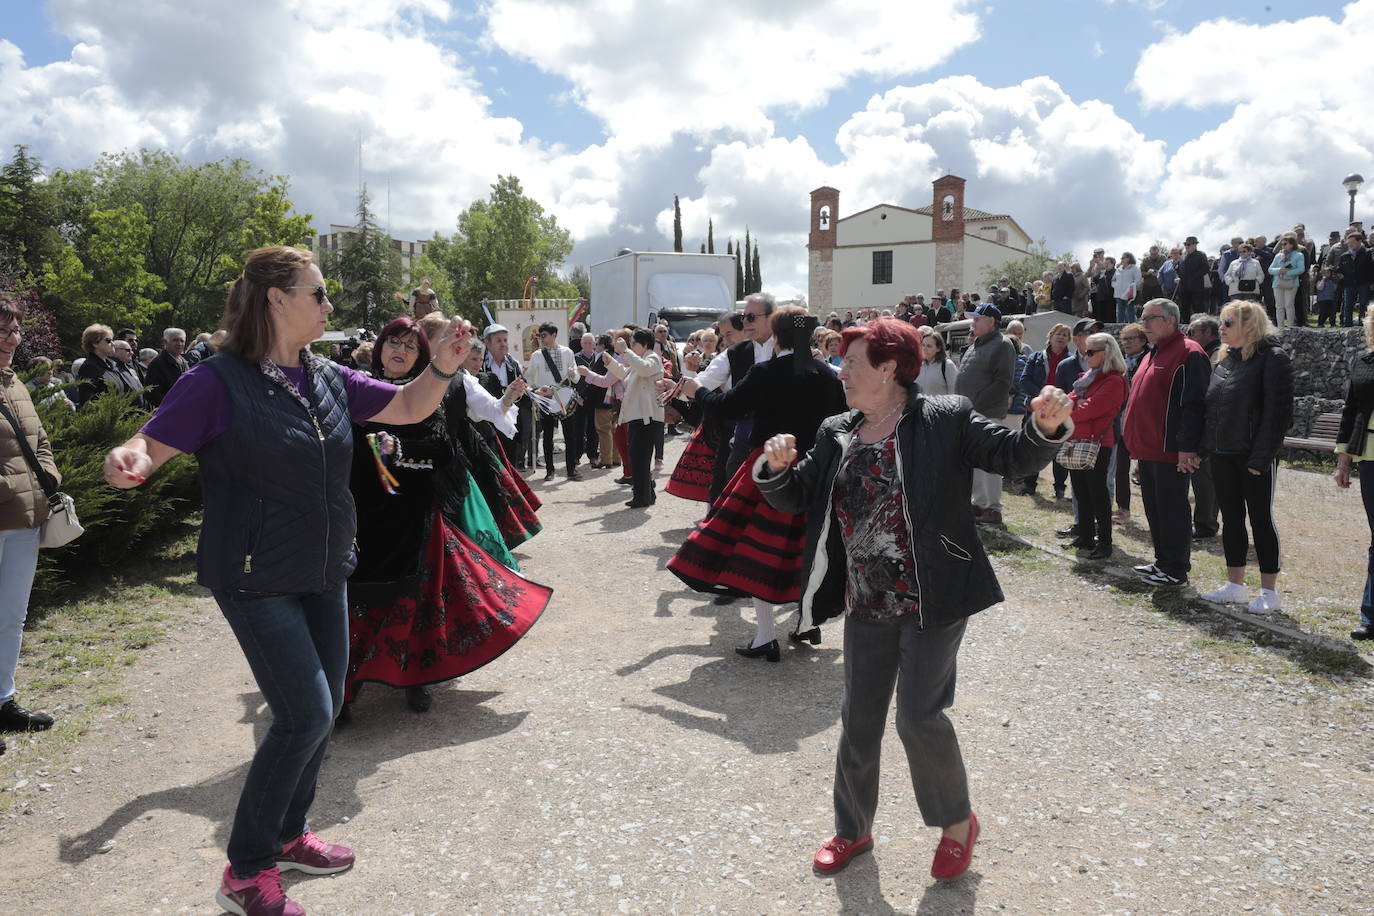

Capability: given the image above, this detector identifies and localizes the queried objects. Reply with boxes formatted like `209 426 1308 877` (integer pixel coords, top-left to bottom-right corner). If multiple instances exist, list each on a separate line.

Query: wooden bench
1283 411 1342 453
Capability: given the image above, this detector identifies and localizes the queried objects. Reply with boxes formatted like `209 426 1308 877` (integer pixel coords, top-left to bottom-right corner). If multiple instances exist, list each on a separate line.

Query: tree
567 264 591 301
707 219 714 254
731 239 743 297
429 175 575 323
743 229 753 294
0 146 60 280
42 203 168 337
699 243 705 253
672 195 683 252
323 184 403 331
751 244 762 295
978 238 1077 292
39 149 313 340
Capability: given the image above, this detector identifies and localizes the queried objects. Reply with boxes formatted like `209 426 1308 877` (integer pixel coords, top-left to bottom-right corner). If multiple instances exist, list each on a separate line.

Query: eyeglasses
1082 348 1102 356
743 313 762 322
101 337 114 344
1141 314 1169 323
283 285 329 305
384 336 418 352
0 326 21 340
1221 318 1238 328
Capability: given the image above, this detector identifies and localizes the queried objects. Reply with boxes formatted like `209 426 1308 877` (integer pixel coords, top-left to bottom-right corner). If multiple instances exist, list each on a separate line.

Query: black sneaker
1139 569 1186 587
1132 562 1159 576
0 698 54 732
1351 626 1374 641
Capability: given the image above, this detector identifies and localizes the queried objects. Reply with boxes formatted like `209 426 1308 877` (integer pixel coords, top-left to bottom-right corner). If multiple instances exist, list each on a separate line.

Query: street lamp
1344 173 1364 225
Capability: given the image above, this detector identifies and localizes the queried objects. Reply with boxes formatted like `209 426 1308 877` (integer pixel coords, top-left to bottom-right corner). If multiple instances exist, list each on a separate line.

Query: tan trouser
595 407 618 464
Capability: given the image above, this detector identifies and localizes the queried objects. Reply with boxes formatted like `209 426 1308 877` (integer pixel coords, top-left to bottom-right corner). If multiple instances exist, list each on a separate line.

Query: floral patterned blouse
832 431 920 620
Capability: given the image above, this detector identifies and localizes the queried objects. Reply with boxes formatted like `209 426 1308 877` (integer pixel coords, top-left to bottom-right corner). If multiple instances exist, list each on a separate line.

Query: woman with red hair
342 315 550 722
668 306 848 659
754 317 1074 881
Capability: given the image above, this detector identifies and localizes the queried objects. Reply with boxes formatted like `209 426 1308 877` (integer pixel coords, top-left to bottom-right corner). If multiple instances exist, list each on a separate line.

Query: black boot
1089 542 1113 560
0 697 54 732
406 686 432 712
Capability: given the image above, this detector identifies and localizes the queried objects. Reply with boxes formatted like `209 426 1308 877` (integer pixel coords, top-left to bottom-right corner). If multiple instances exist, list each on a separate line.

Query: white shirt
461 372 518 438
689 338 775 391
525 345 577 389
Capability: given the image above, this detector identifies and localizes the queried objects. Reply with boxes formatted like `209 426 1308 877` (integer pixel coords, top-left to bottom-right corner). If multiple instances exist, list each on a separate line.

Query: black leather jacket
1339 351 1374 457
756 389 1068 631
1202 338 1294 470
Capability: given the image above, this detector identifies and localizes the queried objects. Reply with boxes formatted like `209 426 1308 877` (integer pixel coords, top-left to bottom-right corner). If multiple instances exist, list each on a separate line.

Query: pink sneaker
275 831 355 875
215 864 304 916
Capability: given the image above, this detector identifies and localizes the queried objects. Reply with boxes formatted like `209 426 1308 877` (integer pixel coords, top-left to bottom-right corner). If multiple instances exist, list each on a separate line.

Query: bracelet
428 363 458 381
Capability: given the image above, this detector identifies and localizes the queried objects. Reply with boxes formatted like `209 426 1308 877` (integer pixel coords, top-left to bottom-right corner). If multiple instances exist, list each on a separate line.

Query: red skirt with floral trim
485 443 542 547
666 447 805 604
345 508 552 701
665 425 716 503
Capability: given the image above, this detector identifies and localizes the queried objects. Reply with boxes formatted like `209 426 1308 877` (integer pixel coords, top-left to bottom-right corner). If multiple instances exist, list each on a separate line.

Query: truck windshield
661 314 722 339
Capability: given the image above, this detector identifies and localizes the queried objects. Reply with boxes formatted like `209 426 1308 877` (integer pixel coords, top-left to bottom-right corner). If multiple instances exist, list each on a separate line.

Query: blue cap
970 303 1001 320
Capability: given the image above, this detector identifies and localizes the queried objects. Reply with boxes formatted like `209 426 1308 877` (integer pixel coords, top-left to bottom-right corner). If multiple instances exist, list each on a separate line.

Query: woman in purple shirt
102 246 474 916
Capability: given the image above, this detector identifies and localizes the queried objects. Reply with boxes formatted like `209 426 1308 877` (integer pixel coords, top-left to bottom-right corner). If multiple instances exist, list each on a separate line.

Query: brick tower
807 186 839 314
932 174 965 294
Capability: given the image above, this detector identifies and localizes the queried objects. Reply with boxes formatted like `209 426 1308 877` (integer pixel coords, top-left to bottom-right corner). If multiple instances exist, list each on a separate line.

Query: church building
807 175 1032 314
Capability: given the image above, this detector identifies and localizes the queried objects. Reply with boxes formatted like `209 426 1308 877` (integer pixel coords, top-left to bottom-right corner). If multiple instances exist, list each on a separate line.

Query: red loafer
930 811 978 880
813 835 873 873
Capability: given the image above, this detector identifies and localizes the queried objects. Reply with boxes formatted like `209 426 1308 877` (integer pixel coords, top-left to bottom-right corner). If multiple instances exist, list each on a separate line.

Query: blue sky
1 0 1368 295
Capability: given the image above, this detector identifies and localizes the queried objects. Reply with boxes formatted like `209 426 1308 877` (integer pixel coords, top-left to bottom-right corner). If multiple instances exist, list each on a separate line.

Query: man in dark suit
116 328 144 384
1175 236 1210 321
143 327 189 408
1051 262 1075 314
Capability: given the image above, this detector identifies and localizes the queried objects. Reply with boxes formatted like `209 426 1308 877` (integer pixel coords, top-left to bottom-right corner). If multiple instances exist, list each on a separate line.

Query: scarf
1072 366 1099 398
259 348 330 414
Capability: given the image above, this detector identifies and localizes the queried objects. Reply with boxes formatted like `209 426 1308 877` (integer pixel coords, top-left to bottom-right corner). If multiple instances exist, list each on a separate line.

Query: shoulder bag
0 400 83 548
1054 436 1101 471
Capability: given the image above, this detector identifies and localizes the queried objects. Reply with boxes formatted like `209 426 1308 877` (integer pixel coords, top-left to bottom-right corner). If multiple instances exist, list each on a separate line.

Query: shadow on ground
58 687 525 865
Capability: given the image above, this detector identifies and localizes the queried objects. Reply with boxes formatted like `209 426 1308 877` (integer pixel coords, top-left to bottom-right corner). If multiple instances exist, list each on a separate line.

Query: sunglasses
384 336 419 352
101 337 114 344
1221 318 1238 328
1082 348 1102 356
284 285 329 305
743 313 762 323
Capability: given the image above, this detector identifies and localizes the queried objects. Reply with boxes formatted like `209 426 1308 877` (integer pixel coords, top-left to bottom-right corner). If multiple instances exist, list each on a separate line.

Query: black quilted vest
196 353 357 595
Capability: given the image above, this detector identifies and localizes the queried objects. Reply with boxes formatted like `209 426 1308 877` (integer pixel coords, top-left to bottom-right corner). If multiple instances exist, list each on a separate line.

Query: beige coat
604 349 664 426
0 367 60 531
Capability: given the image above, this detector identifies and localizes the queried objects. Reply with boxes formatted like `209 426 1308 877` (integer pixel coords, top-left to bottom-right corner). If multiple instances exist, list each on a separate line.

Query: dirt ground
3 436 1373 915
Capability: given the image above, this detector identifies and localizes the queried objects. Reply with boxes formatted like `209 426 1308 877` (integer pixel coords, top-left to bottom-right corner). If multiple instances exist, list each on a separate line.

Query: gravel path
3 437 1373 915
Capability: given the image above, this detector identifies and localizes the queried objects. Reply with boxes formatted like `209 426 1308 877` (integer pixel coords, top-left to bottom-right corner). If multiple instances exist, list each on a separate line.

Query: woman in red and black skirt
668 306 848 659
342 317 551 721
665 331 724 503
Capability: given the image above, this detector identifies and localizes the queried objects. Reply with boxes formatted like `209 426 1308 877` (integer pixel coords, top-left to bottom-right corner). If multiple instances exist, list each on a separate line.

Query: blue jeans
0 525 41 702
1342 282 1369 327
1361 463 1374 629
1115 298 1135 324
213 583 349 877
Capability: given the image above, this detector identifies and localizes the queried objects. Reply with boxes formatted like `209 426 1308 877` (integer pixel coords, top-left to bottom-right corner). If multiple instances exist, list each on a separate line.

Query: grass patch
0 522 204 803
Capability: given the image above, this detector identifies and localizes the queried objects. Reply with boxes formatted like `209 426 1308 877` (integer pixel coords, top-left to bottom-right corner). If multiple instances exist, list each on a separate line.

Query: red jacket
1123 330 1212 463
1068 371 1128 449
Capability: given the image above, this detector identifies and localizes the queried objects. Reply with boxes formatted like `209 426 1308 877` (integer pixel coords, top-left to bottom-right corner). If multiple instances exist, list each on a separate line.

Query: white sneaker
1201 582 1248 604
1248 589 1281 614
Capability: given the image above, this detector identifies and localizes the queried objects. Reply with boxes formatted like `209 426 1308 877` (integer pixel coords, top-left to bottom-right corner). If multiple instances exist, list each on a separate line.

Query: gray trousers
834 613 971 839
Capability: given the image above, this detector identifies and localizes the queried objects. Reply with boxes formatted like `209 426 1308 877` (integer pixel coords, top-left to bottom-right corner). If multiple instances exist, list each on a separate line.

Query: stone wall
1286 395 1344 439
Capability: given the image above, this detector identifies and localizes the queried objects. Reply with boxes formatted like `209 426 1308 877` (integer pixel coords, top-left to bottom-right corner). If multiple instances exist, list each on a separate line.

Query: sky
2 0 1371 301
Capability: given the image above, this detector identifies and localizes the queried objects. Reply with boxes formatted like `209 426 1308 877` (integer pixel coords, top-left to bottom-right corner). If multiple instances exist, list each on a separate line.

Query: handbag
0 400 83 548
1054 436 1102 471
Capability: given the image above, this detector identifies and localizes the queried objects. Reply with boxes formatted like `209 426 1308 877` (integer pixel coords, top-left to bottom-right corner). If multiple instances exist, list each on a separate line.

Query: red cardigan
1068 371 1128 449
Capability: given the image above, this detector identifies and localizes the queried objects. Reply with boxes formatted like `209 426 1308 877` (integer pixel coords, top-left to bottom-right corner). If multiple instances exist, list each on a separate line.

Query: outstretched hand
432 318 474 373
1028 385 1073 436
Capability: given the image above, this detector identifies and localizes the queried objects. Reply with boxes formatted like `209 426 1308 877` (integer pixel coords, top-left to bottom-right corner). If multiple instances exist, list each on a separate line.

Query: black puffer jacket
1338 351 1374 457
1201 337 1294 470
755 388 1068 631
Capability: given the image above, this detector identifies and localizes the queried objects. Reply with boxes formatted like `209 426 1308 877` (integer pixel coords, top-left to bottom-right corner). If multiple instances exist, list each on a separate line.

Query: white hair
163 327 186 341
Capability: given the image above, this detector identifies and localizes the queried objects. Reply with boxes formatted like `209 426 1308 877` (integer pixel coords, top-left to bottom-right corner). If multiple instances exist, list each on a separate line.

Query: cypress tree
743 229 753 294
707 219 714 254
751 245 762 294
699 243 705 253
672 194 683 252
733 239 744 297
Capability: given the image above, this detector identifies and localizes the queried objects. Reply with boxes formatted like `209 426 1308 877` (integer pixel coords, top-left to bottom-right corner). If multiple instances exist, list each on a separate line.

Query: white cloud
482 0 983 144
1131 1 1374 246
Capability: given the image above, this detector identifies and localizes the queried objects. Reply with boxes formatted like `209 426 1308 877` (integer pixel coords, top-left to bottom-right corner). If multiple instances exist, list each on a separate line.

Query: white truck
588 251 738 338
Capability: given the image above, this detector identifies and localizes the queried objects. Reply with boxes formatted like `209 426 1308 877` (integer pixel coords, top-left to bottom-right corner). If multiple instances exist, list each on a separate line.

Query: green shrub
31 389 200 599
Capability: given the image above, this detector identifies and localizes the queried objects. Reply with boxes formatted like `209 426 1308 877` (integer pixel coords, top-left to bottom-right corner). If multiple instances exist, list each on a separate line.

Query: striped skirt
665 424 716 503
667 447 806 604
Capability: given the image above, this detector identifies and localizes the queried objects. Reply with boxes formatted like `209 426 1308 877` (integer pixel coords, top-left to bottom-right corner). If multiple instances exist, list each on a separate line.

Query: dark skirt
667 447 806 604
480 439 542 548
665 424 716 503
344 507 552 701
